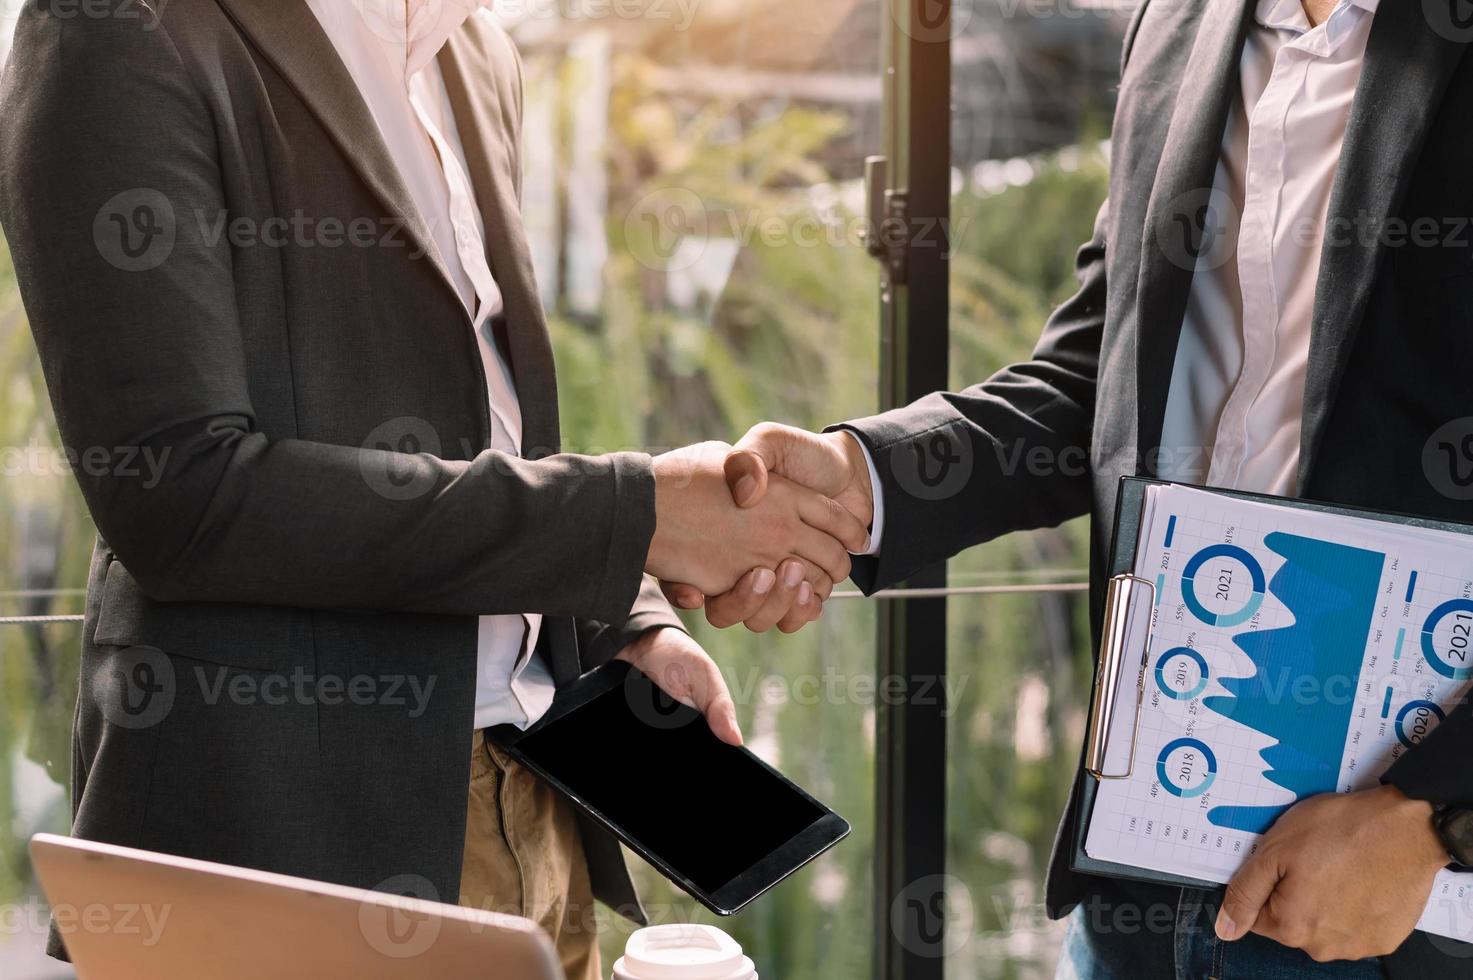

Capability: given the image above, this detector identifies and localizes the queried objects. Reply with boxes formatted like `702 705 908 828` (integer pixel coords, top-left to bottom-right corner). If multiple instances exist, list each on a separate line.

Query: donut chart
1394 700 1446 749
1182 544 1266 628
1154 647 1209 700
1420 598 1473 681
1156 737 1217 798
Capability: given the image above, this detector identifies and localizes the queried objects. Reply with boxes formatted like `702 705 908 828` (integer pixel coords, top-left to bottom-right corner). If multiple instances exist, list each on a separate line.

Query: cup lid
619 924 755 979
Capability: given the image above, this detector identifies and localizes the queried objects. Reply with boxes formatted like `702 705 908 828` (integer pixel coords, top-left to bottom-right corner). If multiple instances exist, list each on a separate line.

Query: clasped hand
644 425 875 633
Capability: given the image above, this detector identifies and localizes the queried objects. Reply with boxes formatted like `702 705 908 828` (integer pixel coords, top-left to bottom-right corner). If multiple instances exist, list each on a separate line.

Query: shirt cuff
842 431 884 556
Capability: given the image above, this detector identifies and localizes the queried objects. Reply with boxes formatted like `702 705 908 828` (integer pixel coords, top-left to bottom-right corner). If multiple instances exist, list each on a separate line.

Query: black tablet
489 659 850 916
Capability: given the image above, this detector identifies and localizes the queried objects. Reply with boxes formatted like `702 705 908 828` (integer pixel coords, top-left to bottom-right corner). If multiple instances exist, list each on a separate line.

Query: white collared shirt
307 0 553 731
1159 0 1380 494
860 0 1378 555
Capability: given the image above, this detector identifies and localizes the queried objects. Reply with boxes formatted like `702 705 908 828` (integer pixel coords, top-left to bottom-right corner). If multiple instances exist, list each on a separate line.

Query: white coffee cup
611 924 757 980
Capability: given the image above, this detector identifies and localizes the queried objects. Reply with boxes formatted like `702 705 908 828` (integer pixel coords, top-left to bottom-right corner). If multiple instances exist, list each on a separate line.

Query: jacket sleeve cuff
623 575 688 639
575 577 687 673
826 418 970 594
588 451 659 626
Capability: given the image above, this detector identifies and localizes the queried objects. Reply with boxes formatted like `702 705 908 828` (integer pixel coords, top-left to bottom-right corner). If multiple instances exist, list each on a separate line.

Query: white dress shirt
859 0 1377 554
1158 0 1378 494
307 0 554 730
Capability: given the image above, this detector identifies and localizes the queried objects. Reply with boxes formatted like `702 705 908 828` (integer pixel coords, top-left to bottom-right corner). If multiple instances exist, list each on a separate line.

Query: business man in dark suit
667 0 1473 975
0 2 865 976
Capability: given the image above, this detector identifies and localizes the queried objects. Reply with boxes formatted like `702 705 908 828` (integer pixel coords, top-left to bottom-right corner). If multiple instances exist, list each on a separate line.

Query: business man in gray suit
669 0 1473 976
0 1 861 976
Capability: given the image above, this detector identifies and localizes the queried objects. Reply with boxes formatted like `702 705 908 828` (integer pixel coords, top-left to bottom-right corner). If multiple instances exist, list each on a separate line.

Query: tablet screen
513 673 827 894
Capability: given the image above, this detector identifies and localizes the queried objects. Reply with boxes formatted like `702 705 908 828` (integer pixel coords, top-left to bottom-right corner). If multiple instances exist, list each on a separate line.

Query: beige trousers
461 730 600 980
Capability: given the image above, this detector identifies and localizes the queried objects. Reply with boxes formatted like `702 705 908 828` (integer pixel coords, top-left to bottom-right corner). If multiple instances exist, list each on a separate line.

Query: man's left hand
616 627 743 747
1216 784 1447 962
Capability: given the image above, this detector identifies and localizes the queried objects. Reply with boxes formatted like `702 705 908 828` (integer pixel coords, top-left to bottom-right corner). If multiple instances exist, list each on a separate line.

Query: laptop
29 833 565 980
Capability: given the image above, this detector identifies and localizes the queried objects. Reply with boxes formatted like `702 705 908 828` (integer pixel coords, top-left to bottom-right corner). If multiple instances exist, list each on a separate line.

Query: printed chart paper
1084 484 1473 944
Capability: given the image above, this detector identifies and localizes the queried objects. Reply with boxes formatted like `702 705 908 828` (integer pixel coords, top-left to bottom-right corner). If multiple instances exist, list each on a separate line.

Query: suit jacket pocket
93 559 307 674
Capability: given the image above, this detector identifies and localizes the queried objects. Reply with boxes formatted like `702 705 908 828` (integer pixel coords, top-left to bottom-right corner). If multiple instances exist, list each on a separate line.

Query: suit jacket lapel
1134 0 1256 470
1297 5 1467 489
214 0 461 310
438 35 564 458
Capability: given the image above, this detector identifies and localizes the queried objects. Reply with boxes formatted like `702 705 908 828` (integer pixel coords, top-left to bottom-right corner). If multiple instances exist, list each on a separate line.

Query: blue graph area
1201 532 1385 833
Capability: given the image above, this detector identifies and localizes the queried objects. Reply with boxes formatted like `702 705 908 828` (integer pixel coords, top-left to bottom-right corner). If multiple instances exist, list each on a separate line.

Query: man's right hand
660 424 876 631
724 423 875 528
645 440 869 600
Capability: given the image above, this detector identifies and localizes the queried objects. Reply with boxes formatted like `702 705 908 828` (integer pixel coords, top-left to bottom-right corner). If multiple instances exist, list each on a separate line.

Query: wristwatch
1434 806 1473 868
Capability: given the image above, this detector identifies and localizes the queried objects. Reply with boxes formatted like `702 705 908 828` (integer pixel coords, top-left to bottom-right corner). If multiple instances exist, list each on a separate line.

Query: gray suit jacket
0 0 681 953
844 0 1473 975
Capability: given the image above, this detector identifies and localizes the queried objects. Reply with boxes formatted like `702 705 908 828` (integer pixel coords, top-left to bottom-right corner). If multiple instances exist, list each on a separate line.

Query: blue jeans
1055 887 1385 980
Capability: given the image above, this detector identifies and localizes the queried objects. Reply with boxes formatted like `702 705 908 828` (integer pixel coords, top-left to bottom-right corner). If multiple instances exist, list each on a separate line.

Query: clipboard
1069 476 1473 889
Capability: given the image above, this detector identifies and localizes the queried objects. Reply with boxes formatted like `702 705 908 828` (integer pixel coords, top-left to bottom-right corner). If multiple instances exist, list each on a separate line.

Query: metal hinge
863 155 908 285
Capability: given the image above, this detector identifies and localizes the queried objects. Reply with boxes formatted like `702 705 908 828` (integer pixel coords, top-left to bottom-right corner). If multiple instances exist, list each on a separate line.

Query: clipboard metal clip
1084 572 1156 781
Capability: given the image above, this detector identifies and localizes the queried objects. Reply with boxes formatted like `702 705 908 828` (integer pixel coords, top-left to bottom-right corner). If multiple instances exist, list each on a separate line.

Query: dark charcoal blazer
845 0 1473 975
0 0 682 952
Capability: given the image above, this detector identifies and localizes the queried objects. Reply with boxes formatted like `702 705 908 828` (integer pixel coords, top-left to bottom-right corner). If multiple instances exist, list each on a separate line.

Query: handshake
643 423 876 634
